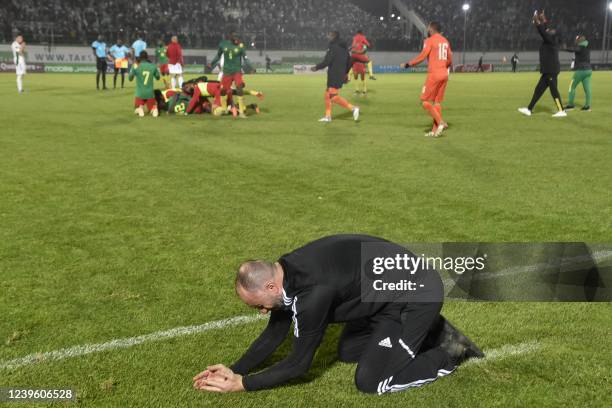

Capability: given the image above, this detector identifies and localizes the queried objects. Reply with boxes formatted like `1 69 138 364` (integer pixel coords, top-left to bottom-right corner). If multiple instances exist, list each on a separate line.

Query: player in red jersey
184 81 224 115
352 61 367 95
351 30 376 80
167 36 184 89
401 22 453 137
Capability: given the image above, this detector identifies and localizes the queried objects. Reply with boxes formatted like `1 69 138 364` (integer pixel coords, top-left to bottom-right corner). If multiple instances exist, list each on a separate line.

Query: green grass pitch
1 71 611 407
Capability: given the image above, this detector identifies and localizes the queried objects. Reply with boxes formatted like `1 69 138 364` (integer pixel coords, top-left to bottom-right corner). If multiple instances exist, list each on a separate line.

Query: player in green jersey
129 51 161 117
156 40 170 88
208 31 249 118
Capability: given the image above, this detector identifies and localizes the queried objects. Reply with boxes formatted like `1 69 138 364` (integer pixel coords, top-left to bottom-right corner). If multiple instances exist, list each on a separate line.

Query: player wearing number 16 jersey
401 22 453 137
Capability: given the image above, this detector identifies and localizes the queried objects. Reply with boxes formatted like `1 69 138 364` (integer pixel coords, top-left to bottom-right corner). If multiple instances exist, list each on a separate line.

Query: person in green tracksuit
129 51 161 117
564 35 592 112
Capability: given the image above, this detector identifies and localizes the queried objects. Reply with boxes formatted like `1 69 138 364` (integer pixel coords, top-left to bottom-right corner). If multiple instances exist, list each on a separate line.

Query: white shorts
168 63 183 74
16 61 26 75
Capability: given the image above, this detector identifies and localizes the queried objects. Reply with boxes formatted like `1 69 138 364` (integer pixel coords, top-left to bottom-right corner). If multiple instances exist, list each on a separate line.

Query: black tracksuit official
314 37 352 89
527 22 564 112
511 54 519 72
230 234 476 394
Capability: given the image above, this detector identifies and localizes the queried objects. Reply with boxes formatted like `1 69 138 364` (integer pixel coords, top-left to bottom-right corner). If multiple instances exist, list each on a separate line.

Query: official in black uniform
265 55 272 72
477 55 485 72
511 53 519 73
519 11 566 117
193 234 483 394
311 31 360 123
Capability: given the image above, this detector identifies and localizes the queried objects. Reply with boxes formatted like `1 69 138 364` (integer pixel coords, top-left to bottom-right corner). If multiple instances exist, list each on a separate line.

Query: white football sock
17 75 23 92
178 75 184 87
171 76 176 89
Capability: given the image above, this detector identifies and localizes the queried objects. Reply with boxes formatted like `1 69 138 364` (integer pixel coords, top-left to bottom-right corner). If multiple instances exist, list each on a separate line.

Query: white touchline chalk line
1 311 540 371
0 314 265 371
443 250 612 294
0 249 603 370
464 340 542 366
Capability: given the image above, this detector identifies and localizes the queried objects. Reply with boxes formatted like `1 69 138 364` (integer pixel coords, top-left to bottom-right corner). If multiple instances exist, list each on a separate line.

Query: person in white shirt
11 35 27 93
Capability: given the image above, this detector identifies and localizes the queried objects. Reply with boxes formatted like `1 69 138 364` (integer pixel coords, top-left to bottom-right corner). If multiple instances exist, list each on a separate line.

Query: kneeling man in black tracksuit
193 234 483 394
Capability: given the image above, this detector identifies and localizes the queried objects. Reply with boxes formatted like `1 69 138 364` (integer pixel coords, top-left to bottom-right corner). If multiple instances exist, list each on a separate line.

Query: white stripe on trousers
377 368 456 394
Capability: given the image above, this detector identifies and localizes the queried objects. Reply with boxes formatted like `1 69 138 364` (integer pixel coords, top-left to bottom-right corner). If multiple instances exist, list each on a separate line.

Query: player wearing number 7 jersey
129 51 161 117
401 22 453 137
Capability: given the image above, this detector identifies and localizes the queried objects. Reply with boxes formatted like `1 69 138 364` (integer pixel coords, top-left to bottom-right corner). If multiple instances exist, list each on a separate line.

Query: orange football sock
324 91 332 117
423 101 442 126
431 104 443 131
435 104 444 125
331 95 354 110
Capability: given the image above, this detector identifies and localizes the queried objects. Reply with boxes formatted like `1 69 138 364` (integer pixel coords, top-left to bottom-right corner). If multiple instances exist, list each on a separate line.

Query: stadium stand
0 0 603 51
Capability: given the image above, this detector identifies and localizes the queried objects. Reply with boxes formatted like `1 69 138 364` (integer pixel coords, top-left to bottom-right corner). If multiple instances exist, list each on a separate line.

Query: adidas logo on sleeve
378 337 392 348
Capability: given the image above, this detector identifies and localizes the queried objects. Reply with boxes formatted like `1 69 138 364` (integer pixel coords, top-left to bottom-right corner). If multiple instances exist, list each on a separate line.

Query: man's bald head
235 261 284 314
236 260 276 292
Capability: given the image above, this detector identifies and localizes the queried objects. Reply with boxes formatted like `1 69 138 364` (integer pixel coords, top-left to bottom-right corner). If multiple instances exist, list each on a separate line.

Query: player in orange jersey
401 22 453 137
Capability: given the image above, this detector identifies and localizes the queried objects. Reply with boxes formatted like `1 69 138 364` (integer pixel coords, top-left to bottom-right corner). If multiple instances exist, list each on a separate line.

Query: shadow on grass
334 111 356 121
249 323 348 388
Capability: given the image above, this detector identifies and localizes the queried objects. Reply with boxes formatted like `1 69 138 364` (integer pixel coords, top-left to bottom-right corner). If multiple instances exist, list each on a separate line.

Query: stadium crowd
1 0 387 50
1 0 603 51
411 0 602 51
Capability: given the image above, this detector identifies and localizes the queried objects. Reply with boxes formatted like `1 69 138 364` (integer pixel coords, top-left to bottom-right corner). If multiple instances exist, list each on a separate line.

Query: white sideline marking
0 314 265 371
2 306 540 372
443 250 612 295
464 341 541 366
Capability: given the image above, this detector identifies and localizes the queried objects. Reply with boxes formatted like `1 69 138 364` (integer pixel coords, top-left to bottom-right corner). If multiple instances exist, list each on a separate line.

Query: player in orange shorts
401 22 453 137
311 31 360 123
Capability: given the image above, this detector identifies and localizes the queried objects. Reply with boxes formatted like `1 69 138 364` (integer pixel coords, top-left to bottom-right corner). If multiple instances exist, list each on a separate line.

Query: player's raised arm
209 44 224 69
534 11 556 44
